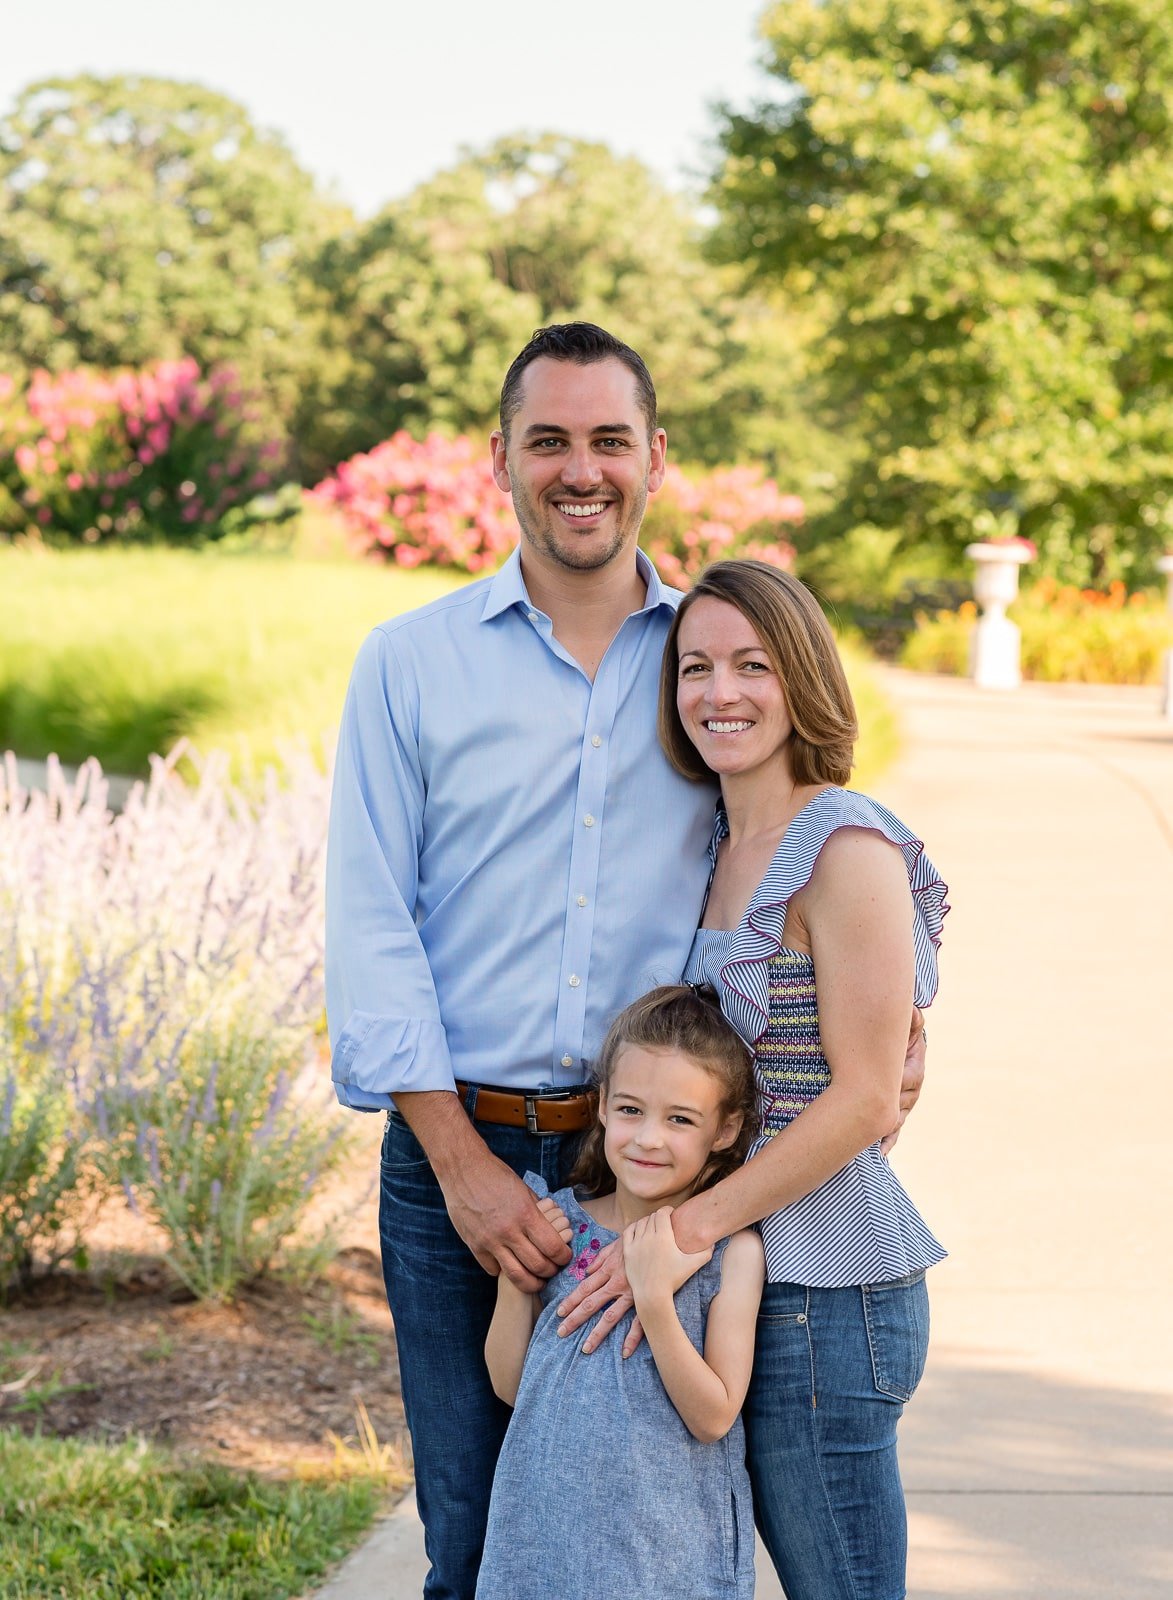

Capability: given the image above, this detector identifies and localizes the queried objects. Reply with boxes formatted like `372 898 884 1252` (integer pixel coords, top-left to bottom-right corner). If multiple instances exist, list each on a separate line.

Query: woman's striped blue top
682 786 949 1288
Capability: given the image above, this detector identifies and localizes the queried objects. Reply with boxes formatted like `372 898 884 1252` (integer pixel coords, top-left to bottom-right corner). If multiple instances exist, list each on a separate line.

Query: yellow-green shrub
902 580 1173 685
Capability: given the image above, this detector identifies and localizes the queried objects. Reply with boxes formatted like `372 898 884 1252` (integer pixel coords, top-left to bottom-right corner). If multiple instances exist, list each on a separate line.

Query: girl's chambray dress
474 1174 755 1600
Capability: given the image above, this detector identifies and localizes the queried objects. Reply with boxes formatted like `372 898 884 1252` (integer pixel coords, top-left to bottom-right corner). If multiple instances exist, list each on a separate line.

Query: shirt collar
480 546 529 621
480 544 680 623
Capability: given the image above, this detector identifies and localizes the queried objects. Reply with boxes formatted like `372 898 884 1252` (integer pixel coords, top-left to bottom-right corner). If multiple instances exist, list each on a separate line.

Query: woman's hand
556 1236 644 1357
624 1208 713 1309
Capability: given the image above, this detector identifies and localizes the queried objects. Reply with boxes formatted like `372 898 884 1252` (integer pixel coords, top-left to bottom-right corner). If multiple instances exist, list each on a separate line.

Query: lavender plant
0 745 355 1298
0 1023 98 1295
111 1026 352 1300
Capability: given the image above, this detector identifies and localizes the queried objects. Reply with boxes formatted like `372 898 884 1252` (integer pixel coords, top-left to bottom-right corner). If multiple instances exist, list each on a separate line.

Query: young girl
474 985 766 1600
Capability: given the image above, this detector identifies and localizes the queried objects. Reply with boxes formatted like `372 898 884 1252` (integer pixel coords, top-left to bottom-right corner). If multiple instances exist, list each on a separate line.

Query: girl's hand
624 1207 713 1309
536 1195 573 1248
556 1237 644 1357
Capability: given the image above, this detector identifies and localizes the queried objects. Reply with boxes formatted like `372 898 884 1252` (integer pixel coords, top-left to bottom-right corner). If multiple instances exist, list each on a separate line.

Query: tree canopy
299 134 828 481
0 76 346 439
711 0 1173 582
0 81 834 497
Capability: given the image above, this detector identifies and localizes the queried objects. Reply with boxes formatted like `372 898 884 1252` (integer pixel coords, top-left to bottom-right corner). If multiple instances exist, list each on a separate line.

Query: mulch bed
0 1245 407 1479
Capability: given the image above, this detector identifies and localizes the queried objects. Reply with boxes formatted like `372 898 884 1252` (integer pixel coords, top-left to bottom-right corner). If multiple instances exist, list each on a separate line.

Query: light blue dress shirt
325 546 718 1109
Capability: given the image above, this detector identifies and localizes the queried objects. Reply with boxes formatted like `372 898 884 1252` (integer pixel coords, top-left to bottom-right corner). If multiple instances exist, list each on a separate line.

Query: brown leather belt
455 1082 597 1135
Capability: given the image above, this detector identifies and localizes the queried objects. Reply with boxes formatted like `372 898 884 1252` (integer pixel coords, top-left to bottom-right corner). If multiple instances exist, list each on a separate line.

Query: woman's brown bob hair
658 560 858 788
569 985 758 1200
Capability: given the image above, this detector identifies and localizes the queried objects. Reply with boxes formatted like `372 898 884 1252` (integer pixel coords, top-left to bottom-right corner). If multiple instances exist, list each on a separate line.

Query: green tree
0 76 346 456
303 134 833 482
294 162 539 482
468 134 843 490
711 0 1173 585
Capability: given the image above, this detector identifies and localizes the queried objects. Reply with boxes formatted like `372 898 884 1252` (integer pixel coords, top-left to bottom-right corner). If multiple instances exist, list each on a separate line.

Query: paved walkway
311 670 1173 1600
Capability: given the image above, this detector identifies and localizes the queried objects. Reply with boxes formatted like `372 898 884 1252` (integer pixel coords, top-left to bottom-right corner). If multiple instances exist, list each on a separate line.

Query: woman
564 559 948 1599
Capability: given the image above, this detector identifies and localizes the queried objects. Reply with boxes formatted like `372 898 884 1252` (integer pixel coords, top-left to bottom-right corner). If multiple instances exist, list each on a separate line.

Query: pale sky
1 0 777 216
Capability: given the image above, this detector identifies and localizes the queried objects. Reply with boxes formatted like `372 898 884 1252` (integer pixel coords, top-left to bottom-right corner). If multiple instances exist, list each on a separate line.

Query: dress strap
694 1234 733 1314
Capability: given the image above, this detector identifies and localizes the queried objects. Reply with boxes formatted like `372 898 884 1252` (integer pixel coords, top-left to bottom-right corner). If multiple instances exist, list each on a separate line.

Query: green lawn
1 546 466 775
0 1428 380 1599
1 545 897 782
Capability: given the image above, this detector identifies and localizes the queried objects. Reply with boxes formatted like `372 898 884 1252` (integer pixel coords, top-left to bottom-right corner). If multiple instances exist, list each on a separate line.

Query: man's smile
553 499 613 520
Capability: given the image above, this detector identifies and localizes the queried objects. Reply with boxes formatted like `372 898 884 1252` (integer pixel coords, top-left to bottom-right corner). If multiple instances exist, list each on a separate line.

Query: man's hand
393 1090 573 1291
881 1006 927 1156
624 1208 712 1309
439 1152 573 1291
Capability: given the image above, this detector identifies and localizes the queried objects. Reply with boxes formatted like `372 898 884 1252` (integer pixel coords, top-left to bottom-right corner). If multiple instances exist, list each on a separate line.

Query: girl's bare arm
485 1195 572 1403
484 1275 541 1405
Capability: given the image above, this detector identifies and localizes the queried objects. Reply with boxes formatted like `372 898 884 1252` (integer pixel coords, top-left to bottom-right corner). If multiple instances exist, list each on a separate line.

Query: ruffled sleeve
714 787 949 1049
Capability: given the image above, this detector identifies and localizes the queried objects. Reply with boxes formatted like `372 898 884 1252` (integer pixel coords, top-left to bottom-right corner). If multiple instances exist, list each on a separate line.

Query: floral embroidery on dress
568 1220 602 1281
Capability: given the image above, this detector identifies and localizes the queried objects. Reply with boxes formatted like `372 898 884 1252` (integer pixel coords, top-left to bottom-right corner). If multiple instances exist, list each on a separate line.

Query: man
325 323 923 1599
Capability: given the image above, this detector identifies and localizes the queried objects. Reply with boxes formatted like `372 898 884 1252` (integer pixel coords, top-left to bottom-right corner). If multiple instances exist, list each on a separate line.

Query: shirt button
583 814 594 827
568 975 581 988
527 610 539 623
591 735 602 748
561 1054 573 1068
576 895 587 907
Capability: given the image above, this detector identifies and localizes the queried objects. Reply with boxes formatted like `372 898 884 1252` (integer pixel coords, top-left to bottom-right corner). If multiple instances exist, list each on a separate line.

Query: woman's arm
627 1213 764 1443
674 828 915 1256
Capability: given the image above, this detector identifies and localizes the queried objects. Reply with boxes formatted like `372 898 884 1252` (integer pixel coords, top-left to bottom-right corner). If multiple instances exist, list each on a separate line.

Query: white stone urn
1158 553 1173 718
965 538 1034 690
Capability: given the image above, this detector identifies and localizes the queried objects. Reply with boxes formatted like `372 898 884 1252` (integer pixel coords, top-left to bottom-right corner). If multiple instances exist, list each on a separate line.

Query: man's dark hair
499 322 658 442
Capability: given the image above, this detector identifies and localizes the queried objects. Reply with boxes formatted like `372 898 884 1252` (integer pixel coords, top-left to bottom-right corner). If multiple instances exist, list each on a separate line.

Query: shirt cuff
330 1012 456 1109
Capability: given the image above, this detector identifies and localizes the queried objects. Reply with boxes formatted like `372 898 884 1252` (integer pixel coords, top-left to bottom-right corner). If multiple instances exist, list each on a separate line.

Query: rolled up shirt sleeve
326 626 455 1109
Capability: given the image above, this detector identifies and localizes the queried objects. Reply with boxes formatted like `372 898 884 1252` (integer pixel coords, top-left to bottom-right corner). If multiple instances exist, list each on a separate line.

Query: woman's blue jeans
745 1272 930 1600
378 1103 581 1600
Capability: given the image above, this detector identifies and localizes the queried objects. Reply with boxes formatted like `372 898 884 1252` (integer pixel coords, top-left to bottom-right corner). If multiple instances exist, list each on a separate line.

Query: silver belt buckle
525 1088 573 1136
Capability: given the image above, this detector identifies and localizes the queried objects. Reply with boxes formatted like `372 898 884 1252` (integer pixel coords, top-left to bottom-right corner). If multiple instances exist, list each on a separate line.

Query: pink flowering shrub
0 358 287 545
0 746 352 1297
640 465 802 587
309 431 517 571
311 434 803 581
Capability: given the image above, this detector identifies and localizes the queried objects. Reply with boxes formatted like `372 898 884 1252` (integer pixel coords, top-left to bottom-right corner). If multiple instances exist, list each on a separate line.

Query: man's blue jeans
378 1100 582 1600
745 1272 930 1600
